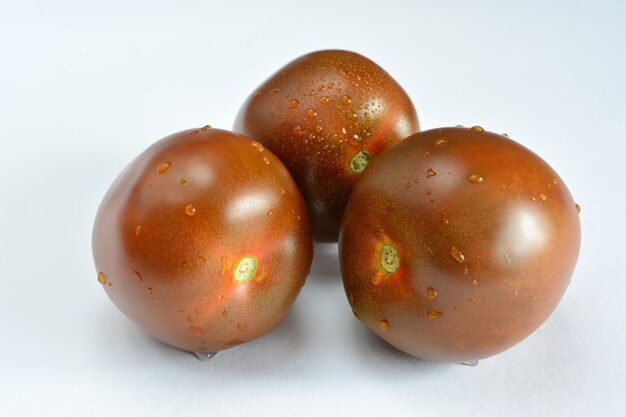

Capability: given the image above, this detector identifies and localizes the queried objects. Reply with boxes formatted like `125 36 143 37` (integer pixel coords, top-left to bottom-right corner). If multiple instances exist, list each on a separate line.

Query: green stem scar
234 257 257 282
379 244 400 274
349 150 371 173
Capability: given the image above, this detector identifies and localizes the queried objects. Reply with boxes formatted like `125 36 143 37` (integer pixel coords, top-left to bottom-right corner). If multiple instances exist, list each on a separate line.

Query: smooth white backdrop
1 1 625 416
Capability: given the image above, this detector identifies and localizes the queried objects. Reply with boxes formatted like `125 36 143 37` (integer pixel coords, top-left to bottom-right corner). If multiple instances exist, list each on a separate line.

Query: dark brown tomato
339 127 581 362
92 127 313 353
234 50 419 242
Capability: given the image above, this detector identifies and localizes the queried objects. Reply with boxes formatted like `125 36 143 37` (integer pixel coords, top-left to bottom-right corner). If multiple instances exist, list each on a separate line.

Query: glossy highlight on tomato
92 127 313 353
339 127 581 362
234 50 419 242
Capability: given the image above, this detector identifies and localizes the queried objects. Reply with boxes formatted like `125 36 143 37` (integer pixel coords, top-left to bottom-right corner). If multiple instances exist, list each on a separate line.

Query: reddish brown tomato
234 50 419 242
339 127 581 362
92 128 313 353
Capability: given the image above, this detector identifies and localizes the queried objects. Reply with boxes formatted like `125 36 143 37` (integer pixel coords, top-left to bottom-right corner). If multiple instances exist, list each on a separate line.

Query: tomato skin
339 127 581 362
234 50 419 242
92 128 313 353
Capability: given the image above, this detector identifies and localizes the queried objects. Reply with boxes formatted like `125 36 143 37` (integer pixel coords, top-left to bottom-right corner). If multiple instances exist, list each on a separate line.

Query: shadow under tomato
348 317 450 376
203 303 308 378
309 243 342 284
94 296 308 379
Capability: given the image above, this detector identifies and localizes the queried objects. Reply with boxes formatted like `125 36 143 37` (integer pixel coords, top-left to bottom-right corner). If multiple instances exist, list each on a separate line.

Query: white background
1 1 625 416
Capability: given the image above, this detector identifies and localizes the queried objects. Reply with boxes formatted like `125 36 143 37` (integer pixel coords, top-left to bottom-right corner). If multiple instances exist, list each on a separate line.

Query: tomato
339 126 581 362
92 127 313 354
234 50 419 242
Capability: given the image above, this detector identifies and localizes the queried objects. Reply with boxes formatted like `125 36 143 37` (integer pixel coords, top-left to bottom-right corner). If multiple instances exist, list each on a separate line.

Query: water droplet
135 225 142 236
378 319 389 329
267 209 274 217
319 96 330 105
552 178 558 185
287 99 299 109
502 133 509 137
450 246 465 263
195 351 218 361
348 133 361 146
251 142 264 152
426 168 437 178
190 130 200 135
291 125 304 136
146 287 153 296
380 243 400 274
201 125 212 130
185 204 196 216
306 108 317 119
270 87 281 94
471 279 480 287
427 310 443 320
468 174 484 184
97 272 106 284
575 203 581 214
435 137 449 146
341 95 352 105
349 150 370 173
189 326 204 336
236 322 247 331
427 287 438 300
222 309 228 317
468 297 476 303
134 270 143 282
262 156 270 165
471 125 484 132
157 161 171 174
234 257 257 282
539 193 547 201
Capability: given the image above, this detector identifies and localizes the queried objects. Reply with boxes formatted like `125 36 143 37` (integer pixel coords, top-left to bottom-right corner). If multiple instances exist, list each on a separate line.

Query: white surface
1 1 625 416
